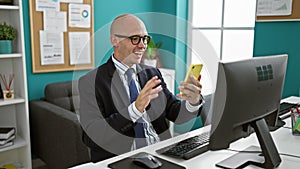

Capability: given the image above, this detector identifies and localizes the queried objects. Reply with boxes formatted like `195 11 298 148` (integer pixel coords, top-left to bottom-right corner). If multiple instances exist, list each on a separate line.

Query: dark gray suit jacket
79 57 202 161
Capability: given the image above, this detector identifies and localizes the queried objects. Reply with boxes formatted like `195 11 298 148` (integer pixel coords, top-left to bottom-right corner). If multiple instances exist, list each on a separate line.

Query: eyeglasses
114 34 151 45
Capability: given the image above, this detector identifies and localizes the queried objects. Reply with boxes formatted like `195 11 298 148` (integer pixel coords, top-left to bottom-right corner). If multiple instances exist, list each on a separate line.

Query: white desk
71 97 300 169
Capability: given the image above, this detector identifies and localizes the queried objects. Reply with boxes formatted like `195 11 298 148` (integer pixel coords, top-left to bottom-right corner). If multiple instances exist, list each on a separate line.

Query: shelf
0 135 27 153
0 98 25 106
0 0 31 167
0 5 19 10
0 53 22 59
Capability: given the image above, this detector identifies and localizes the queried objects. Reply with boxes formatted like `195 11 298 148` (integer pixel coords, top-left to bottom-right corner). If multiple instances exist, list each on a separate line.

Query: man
79 14 204 162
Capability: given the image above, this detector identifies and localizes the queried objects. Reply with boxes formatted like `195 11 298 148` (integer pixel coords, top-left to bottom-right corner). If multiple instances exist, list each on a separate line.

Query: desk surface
71 96 300 169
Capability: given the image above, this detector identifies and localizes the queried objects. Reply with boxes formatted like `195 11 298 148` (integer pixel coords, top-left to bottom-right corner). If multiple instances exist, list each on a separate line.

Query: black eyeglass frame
114 34 151 45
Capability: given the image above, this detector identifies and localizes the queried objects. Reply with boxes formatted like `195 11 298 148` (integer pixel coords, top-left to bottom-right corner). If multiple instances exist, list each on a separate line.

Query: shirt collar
112 54 137 75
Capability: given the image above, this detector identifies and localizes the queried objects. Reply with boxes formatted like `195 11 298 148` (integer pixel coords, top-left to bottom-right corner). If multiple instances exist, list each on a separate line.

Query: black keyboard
156 131 210 160
155 103 296 160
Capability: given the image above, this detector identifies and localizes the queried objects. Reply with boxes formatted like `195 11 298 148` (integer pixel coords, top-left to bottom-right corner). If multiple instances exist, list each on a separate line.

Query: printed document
69 32 91 65
257 0 293 16
36 0 60 11
44 11 67 32
40 31 64 65
69 4 91 28
60 0 83 3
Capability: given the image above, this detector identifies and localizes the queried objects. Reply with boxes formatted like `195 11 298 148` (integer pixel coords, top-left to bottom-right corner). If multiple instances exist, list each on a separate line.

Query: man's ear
110 35 118 47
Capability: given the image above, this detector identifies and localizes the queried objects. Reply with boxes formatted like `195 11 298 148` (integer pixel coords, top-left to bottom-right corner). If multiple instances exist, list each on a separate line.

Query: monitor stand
216 146 265 168
269 117 286 132
216 119 281 169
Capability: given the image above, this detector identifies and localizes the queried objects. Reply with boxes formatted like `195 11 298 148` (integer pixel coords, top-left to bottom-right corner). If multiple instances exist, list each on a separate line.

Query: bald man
79 14 204 162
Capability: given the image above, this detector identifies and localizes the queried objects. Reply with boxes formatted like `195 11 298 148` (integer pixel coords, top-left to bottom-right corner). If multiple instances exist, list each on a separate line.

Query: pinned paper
69 4 91 28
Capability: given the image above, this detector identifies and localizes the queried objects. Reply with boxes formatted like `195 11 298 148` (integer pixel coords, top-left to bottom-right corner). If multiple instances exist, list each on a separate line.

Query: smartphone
184 64 203 83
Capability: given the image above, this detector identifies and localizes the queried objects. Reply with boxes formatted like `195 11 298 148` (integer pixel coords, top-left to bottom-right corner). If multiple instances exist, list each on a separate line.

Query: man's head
110 14 150 67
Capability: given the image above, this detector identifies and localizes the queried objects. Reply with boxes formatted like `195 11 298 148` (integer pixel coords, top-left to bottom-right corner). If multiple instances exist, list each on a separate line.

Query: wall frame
29 0 94 73
256 0 300 22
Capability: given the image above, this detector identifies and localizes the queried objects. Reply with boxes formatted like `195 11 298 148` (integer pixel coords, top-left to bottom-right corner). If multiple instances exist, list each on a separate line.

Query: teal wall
23 0 300 101
254 21 300 98
174 0 188 94
22 0 178 100
22 1 75 100
22 1 300 134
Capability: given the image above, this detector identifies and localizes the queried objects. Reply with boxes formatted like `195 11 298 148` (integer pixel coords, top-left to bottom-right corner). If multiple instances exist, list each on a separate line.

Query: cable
280 153 300 159
227 148 261 154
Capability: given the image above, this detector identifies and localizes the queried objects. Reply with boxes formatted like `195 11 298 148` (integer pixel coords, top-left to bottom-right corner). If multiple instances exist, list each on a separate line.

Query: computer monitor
209 54 288 168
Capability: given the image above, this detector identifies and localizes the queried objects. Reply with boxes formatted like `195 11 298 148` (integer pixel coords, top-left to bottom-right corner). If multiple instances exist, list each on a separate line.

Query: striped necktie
125 68 147 148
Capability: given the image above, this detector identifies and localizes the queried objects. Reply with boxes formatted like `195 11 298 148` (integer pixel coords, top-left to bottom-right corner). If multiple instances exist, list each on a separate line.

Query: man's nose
137 39 147 48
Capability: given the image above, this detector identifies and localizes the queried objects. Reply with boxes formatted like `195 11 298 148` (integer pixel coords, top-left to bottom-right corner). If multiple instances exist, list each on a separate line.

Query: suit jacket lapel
108 60 156 121
106 58 130 106
136 64 148 88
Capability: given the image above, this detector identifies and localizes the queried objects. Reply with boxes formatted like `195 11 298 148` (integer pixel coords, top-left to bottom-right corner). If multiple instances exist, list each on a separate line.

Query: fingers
177 75 202 104
179 75 202 94
188 75 201 87
147 85 162 100
143 76 162 91
135 76 163 112
177 83 201 98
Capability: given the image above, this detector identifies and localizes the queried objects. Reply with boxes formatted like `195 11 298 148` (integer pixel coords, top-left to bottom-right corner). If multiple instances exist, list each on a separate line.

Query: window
188 0 257 94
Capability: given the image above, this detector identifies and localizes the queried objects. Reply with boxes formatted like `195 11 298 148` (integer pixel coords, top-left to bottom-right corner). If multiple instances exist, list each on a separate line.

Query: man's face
117 34 148 67
111 15 149 67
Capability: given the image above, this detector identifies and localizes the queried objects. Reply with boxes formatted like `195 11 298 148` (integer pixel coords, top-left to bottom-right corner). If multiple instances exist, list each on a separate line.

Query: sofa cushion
44 81 79 112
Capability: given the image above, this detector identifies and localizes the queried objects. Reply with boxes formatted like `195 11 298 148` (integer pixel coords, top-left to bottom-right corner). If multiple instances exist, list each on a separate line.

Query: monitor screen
208 54 288 168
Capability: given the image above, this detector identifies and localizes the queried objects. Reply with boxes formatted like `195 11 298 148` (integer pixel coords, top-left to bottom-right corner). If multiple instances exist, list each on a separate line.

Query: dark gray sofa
29 81 90 169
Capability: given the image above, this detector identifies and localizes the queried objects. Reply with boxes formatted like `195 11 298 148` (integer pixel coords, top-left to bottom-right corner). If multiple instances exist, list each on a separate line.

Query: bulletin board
29 0 94 73
256 0 300 21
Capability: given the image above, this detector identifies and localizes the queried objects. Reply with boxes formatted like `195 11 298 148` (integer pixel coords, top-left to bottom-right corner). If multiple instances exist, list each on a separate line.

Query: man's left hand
177 75 202 105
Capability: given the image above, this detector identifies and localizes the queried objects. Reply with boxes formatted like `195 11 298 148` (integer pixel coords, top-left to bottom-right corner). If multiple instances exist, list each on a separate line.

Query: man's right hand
135 76 162 112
